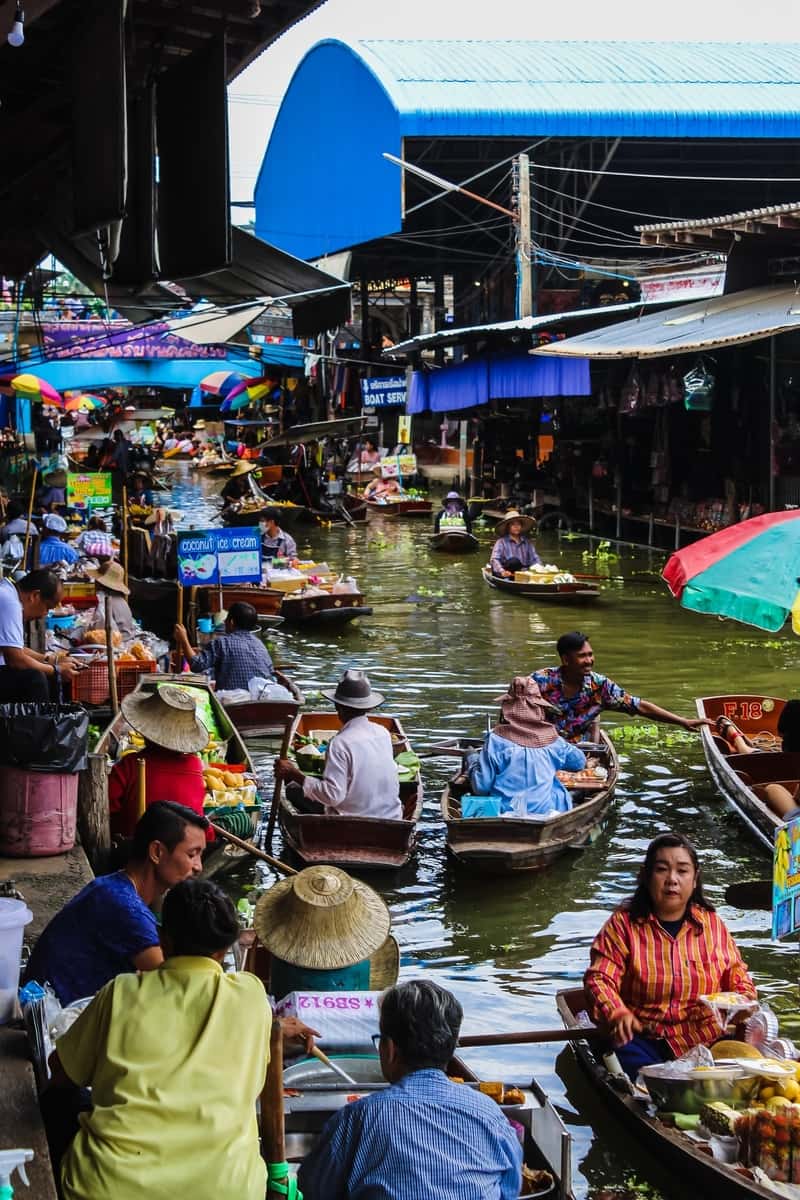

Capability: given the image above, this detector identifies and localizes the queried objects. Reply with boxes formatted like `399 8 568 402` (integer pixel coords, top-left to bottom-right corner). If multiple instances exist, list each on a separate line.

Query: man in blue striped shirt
298 980 522 1199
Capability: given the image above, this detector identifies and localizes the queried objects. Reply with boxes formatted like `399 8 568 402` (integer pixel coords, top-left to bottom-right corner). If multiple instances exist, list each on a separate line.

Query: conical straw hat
494 510 535 536
121 684 209 754
253 865 390 970
229 460 258 478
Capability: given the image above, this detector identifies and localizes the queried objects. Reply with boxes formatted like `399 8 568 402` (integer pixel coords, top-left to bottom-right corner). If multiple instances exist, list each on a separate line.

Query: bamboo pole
262 1020 287 1200
208 822 296 877
121 485 129 587
137 757 146 820
265 715 293 849
104 592 119 714
173 583 184 672
22 465 38 568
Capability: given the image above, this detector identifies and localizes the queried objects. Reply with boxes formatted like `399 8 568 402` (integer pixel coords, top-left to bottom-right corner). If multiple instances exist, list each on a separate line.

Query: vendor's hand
58 657 82 681
173 622 188 641
609 1008 642 1047
275 757 304 785
279 1016 320 1055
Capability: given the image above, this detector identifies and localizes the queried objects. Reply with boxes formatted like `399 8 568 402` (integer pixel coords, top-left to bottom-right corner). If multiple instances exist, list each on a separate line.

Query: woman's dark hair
6 500 22 520
556 630 589 658
19 568 61 601
778 701 800 753
227 601 259 631
87 515 107 531
130 800 208 861
380 979 462 1070
161 879 239 956
625 832 714 921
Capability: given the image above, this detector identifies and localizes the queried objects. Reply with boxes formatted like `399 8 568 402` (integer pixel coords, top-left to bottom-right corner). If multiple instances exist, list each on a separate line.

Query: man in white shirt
0 568 80 702
275 670 401 819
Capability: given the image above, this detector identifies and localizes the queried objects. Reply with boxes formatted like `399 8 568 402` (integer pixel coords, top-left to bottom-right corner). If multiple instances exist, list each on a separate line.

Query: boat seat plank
727 752 800 783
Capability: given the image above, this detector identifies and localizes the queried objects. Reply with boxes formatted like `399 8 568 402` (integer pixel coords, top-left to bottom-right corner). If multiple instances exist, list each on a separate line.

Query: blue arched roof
255 37 800 261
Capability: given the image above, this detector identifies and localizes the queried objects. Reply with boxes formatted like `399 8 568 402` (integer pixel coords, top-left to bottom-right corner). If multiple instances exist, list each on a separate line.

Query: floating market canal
158 464 796 1200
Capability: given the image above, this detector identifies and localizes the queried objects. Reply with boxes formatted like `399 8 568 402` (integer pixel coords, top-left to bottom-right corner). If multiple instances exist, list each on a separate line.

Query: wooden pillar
434 274 445 367
409 277 420 336
262 1019 287 1200
77 753 110 872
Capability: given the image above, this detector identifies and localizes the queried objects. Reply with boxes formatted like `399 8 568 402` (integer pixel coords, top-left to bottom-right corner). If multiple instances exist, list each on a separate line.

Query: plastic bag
683 358 715 411
248 677 294 702
0 703 89 773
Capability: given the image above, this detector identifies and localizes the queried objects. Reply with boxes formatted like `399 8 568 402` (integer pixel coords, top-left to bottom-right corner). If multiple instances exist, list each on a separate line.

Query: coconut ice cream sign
177 528 262 587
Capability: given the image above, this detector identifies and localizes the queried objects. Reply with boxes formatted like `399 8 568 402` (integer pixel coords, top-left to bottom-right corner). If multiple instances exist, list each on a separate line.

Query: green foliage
582 539 619 564
608 723 696 746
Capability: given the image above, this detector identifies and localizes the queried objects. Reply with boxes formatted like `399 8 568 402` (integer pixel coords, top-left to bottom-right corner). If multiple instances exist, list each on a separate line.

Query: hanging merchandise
619 365 641 415
683 358 715 412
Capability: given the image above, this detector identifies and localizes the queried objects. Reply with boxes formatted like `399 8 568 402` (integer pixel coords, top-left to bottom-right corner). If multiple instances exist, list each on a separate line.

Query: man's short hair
380 979 462 1070
262 508 280 525
226 601 259 632
18 568 61 602
161 878 239 957
130 801 208 861
556 631 589 658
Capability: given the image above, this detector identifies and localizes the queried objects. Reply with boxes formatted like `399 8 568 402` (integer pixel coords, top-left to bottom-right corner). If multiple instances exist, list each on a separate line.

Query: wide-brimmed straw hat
445 490 462 501
321 669 384 711
494 510 535 536
254 865 391 970
229 461 258 478
86 560 129 596
194 420 206 430
121 684 208 754
492 676 559 749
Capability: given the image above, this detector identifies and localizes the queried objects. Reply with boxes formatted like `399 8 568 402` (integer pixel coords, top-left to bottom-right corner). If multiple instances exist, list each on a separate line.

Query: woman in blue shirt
470 676 586 816
39 513 81 565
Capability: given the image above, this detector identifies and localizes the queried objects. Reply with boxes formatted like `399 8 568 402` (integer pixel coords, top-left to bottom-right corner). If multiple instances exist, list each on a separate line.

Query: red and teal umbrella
663 510 800 634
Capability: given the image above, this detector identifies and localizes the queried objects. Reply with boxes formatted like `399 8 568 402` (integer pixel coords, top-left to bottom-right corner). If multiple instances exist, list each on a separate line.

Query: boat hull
365 498 432 519
442 732 618 873
481 565 601 602
430 530 480 553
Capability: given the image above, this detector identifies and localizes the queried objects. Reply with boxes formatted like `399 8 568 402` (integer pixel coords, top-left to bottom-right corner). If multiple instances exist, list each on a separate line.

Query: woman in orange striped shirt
585 832 756 1075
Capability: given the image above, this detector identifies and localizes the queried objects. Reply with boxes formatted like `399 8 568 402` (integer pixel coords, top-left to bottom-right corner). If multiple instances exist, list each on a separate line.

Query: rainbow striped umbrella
198 370 250 399
663 510 800 634
12 373 63 406
64 392 107 412
223 374 274 405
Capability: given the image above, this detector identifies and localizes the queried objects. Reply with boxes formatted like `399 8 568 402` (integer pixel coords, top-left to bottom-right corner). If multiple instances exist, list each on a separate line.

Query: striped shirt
297 1068 522 1200
584 905 756 1056
188 629 275 692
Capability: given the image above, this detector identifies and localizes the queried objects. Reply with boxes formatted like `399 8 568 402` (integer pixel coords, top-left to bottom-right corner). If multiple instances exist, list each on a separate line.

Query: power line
529 160 800 184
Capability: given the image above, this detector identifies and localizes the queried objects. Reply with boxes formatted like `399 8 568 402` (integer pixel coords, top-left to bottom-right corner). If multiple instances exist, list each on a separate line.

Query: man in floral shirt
533 631 711 743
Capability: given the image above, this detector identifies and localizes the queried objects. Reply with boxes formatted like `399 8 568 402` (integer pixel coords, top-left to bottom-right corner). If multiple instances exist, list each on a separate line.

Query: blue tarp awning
408 354 590 413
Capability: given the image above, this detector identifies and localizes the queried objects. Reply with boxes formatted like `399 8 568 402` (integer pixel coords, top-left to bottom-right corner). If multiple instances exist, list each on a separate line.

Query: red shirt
108 748 210 839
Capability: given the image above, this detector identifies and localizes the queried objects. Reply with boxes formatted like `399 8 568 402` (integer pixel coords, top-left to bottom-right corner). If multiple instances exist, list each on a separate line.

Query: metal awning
533 285 800 360
262 416 366 448
638 201 800 247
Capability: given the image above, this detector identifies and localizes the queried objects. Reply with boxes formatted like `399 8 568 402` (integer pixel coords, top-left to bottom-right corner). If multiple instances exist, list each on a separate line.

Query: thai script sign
42 321 228 360
361 375 406 408
66 472 113 509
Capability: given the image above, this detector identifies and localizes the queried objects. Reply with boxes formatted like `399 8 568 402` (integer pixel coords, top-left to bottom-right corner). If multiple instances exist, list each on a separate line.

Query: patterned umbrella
198 370 250 399
64 392 107 412
11 373 63 406
663 510 800 634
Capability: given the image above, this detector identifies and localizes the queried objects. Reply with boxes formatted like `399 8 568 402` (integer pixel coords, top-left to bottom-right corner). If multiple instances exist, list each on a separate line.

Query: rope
267 1162 302 1199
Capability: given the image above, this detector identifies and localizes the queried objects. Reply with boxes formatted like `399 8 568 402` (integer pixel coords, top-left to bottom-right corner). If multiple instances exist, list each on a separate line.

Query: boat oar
457 1027 604 1048
724 879 772 911
310 1045 358 1086
262 1019 287 1200
265 714 294 849
208 822 297 876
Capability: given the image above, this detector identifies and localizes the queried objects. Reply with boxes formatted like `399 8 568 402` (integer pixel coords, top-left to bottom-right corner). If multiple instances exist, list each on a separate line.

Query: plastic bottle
0 1150 34 1200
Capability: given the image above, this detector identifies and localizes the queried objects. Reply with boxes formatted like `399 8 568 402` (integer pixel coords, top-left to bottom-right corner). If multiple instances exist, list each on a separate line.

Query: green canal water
163 466 797 1199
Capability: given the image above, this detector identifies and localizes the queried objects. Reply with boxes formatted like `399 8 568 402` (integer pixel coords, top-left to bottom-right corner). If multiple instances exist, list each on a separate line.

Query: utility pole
514 153 533 319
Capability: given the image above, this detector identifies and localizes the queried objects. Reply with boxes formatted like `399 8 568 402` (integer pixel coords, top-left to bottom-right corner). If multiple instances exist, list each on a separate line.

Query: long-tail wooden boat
429 528 480 553
481 565 601 602
556 987 777 1200
220 672 304 738
278 711 423 870
365 497 432 519
441 733 618 872
206 584 371 629
696 694 790 852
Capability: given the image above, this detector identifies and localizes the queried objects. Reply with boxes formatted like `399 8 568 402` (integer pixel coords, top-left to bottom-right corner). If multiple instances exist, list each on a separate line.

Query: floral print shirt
531 667 640 742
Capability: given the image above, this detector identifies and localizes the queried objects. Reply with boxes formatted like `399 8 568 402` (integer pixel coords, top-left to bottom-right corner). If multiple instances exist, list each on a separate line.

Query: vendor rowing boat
429 528 480 553
482 564 601 602
364 497 432 519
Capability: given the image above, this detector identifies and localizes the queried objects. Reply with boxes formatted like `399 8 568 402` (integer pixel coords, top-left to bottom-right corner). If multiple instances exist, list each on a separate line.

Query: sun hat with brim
254 865 391 970
85 560 129 596
445 491 462 501
492 676 560 749
43 513 68 533
120 684 208 754
369 934 400 990
229 461 258 478
494 510 535 537
321 669 384 710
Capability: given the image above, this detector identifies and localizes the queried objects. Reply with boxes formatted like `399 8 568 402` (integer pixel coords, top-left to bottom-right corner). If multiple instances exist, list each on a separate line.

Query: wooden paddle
208 821 297 876
265 713 294 849
22 465 37 567
310 1045 358 1086
262 1019 287 1200
457 1027 604 1048
724 879 772 910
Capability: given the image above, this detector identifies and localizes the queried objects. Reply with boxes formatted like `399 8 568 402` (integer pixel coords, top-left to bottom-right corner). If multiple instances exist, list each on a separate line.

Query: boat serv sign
361 375 406 409
67 472 113 509
772 815 800 939
177 527 262 587
381 454 417 479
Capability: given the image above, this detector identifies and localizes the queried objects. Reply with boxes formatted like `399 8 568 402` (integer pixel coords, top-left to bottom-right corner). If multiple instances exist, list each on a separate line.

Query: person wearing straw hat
434 490 472 534
489 510 540 578
39 512 81 566
84 560 135 639
108 685 210 839
469 676 587 817
220 460 258 505
298 979 522 1200
254 864 395 996
275 670 401 819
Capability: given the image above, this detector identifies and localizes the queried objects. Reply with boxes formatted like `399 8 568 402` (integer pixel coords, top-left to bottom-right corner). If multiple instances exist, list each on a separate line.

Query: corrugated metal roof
533 285 800 359
638 201 800 239
354 39 800 136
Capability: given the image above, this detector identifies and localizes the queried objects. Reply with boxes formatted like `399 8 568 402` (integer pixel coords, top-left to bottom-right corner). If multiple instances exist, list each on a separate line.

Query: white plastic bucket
0 898 33 1023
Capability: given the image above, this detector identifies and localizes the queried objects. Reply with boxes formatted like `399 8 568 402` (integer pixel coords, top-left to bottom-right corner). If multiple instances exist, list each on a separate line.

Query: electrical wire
529 160 800 184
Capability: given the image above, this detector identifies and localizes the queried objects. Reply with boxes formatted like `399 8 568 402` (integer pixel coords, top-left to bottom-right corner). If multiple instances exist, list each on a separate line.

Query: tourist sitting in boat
127 471 154 507
24 802 207 1005
584 832 756 1076
260 507 297 559
275 669 402 819
434 490 472 534
108 685 209 839
469 676 586 817
220 460 259 504
39 512 81 565
47 877 318 1200
717 702 800 819
346 437 381 473
490 511 540 577
362 468 403 501
75 515 115 561
298 979 522 1200
532 631 712 743
84 560 135 638
173 601 276 691
0 568 81 701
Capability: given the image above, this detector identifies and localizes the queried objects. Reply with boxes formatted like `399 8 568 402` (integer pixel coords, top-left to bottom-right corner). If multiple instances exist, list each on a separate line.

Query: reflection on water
157 466 797 1198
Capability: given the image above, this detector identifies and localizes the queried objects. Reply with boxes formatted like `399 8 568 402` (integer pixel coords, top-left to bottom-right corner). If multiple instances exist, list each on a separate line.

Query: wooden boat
365 497 432 519
695 694 790 852
429 528 480 553
441 733 618 872
482 565 601 602
556 987 777 1200
220 672 303 738
278 711 423 869
206 584 370 629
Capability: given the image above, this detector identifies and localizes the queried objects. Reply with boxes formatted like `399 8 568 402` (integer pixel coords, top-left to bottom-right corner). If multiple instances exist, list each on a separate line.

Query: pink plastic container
0 767 78 857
